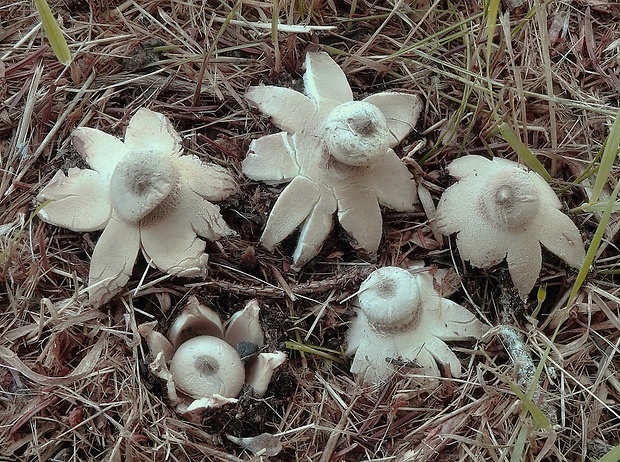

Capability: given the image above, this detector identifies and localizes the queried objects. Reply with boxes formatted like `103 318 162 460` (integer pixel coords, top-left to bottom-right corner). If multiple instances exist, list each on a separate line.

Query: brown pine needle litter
1 0 619 461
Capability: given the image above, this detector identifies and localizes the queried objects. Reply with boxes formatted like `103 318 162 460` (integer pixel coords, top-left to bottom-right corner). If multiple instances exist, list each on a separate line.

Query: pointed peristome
356 267 422 330
322 101 391 166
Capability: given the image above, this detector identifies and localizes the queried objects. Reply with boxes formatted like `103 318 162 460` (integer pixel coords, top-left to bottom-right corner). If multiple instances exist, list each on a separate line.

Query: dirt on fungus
1 0 619 461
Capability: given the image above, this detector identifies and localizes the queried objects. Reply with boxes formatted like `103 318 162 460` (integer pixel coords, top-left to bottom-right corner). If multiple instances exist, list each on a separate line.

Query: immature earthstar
37 108 237 305
435 155 585 298
243 51 422 267
346 266 488 383
139 297 286 413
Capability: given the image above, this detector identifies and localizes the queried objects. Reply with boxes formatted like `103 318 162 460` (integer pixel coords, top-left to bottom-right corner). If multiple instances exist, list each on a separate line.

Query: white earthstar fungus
435 155 586 298
345 266 488 383
243 51 422 267
139 297 286 413
37 108 238 305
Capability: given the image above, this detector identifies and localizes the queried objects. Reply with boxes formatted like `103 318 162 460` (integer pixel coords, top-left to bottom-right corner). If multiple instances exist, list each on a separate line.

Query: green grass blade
506 378 552 430
580 200 620 212
567 180 620 306
510 424 529 462
34 0 71 65
284 340 344 363
486 359 552 431
498 122 552 180
531 284 547 318
484 0 501 65
596 444 620 462
588 109 620 206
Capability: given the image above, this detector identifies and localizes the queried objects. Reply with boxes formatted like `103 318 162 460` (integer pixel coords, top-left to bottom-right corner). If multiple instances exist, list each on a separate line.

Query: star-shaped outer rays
345 266 489 383
242 51 423 267
38 108 238 305
436 155 586 298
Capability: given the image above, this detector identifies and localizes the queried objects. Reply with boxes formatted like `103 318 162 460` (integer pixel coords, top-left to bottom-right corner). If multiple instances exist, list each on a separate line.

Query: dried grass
1 0 619 461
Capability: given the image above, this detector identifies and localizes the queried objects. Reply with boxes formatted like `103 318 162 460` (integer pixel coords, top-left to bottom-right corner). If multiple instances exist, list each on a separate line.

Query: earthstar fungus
243 51 422 267
139 297 286 413
37 108 237 305
435 155 585 298
346 266 488 383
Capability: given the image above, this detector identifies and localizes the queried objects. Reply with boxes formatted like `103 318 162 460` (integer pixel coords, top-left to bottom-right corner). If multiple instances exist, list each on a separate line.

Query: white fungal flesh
36 108 238 306
246 351 287 396
436 155 585 298
224 300 264 349
167 296 224 349
144 298 284 410
138 321 175 361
